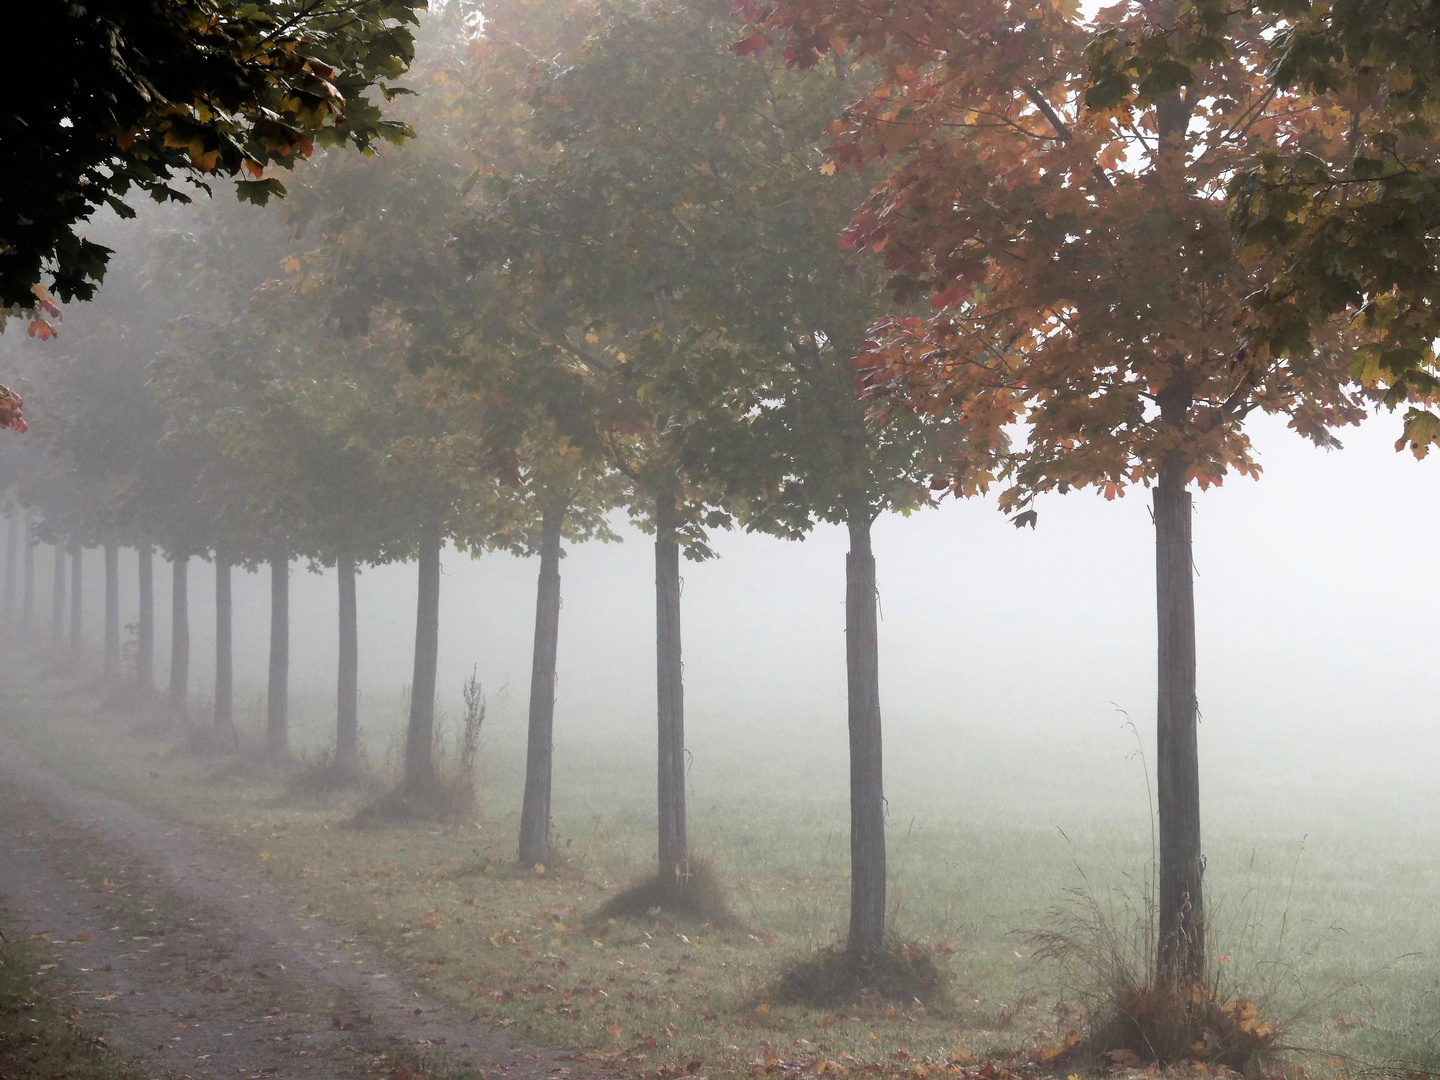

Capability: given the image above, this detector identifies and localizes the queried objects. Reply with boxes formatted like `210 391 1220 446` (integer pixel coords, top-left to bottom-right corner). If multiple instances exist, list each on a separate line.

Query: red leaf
731 29 773 55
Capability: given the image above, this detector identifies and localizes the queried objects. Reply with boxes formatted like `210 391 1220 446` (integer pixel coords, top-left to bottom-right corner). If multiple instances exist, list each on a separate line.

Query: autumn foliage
734 0 1372 511
4 5 1435 1071
733 0 1379 993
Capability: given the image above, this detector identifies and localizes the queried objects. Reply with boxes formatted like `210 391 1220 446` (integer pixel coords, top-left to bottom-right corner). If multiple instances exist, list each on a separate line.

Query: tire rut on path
0 734 612 1080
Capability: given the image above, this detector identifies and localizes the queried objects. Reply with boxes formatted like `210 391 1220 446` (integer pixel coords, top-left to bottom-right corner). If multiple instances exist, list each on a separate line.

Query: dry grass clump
1029 887 1283 1073
100 680 151 717
100 680 179 728
350 783 448 826
180 722 239 757
765 941 949 1008
282 746 374 800
431 668 486 818
352 670 485 827
1072 983 1278 1070
172 702 281 776
595 857 740 928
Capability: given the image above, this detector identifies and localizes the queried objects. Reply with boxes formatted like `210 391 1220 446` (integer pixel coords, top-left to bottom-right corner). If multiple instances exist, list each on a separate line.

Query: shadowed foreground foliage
6 0 422 311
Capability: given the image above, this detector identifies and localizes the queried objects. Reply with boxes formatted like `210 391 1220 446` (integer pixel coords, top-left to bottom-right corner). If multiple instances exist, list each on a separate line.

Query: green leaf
235 178 287 205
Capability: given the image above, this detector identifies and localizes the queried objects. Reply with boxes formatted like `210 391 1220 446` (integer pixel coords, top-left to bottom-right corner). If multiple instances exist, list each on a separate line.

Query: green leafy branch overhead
1 0 423 313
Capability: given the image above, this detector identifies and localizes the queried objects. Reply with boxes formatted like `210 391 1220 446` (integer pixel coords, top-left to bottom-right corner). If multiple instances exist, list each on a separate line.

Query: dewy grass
5 659 1440 1078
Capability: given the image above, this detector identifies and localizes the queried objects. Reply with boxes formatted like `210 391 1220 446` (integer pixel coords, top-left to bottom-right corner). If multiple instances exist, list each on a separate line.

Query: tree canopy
2 0 423 314
1083 0 1440 452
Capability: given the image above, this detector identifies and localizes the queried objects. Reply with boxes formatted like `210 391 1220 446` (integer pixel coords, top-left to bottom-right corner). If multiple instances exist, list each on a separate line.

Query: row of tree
3 0 949 972
0 520 177 701
6 0 1440 994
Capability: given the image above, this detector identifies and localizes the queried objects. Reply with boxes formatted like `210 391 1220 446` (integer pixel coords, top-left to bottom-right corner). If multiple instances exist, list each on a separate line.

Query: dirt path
0 734 613 1080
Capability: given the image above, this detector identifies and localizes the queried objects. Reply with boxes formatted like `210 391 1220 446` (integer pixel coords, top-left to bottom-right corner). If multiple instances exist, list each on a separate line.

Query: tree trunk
4 511 17 621
519 499 566 868
137 543 154 693
22 516 33 631
1155 462 1203 987
336 554 359 770
267 555 290 758
845 512 886 965
50 544 65 645
404 532 442 795
69 547 82 659
655 497 688 883
215 558 232 731
169 556 189 713
103 543 119 682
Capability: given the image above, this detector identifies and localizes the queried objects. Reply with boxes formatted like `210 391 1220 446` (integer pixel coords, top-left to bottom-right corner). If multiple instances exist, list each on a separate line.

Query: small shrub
283 744 374 799
765 941 949 1008
100 678 151 716
180 721 238 757
100 624 156 718
352 670 485 827
1029 886 1284 1072
595 857 740 928
432 666 485 817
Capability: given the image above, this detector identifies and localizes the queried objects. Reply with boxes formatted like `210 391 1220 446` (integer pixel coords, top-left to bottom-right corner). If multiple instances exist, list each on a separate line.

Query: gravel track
0 734 610 1080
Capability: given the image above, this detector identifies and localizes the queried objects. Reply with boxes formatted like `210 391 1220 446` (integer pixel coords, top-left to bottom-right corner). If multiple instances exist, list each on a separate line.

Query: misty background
52 405 1433 849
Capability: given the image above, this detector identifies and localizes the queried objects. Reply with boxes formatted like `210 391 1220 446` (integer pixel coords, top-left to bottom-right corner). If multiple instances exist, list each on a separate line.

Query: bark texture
518 500 565 868
137 544 154 693
22 516 33 630
215 559 232 730
267 556 290 758
403 533 442 794
845 513 886 964
69 547 82 658
4 512 16 620
1155 463 1203 985
50 545 65 645
336 555 359 769
168 557 189 712
655 497 687 881
103 543 119 682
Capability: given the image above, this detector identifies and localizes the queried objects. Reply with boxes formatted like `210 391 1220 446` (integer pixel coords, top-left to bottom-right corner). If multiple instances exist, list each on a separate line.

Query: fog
9 3 1440 1074
63 405 1433 835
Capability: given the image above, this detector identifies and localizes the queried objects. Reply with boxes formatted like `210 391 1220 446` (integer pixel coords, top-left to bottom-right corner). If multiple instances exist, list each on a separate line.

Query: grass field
4 652 1440 1079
